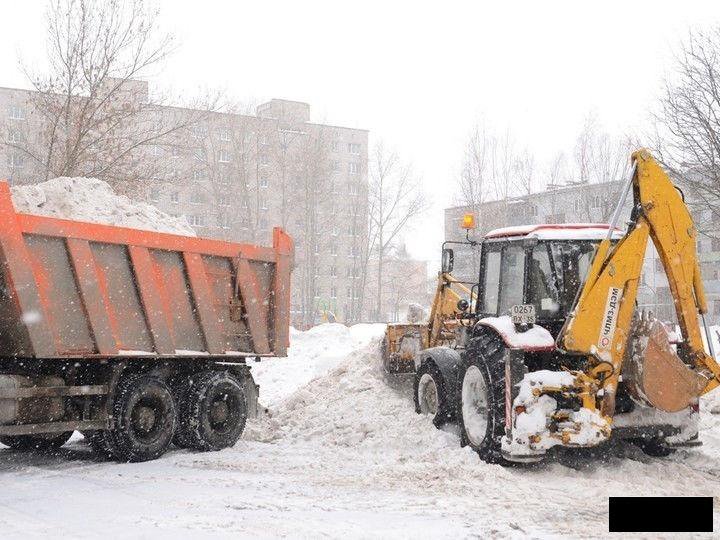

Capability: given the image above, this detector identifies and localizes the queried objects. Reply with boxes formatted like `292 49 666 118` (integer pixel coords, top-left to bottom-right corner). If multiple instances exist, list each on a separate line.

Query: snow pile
11 177 196 236
249 324 482 461
250 323 386 406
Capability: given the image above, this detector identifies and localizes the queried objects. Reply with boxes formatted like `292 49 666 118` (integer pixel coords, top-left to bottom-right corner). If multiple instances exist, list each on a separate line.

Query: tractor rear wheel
414 362 453 427
456 333 510 465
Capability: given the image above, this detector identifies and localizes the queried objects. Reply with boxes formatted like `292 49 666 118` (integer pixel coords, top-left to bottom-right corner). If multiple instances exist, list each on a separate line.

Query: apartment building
0 81 369 327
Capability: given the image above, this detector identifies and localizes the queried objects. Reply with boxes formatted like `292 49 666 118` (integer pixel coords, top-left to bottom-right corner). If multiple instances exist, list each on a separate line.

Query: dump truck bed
0 182 293 360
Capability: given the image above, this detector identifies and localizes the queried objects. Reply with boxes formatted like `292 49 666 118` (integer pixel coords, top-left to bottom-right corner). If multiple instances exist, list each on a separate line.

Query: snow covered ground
2 323 720 539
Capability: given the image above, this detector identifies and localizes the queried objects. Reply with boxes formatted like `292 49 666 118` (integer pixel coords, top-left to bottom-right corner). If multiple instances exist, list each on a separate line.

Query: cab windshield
527 240 600 319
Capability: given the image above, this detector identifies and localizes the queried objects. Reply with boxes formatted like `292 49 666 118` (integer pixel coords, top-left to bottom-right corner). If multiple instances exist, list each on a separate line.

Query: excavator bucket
624 318 707 412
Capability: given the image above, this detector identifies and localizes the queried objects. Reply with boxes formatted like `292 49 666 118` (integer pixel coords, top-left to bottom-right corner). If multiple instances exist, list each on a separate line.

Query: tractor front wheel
414 362 454 427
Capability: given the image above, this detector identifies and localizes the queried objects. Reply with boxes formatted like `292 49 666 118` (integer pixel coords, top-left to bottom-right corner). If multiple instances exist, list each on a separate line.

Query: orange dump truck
0 182 293 461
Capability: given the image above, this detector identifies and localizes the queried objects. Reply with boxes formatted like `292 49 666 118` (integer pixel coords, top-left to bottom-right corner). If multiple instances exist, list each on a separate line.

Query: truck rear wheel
414 362 453 427
105 374 176 462
0 431 73 452
175 371 247 451
457 334 510 465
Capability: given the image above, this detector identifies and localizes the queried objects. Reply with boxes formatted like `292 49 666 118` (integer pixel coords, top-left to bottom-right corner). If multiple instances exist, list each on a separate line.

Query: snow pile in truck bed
10 177 196 236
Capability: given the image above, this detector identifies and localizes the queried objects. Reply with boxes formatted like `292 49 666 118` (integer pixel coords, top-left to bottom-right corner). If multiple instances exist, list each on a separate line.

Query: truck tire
414 362 453 427
456 333 510 465
175 371 247 451
83 430 114 459
0 431 73 452
105 374 176 462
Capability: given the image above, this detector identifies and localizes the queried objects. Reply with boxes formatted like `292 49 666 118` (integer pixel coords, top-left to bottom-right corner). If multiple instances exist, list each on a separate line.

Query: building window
591 195 602 209
259 196 268 210
193 148 203 161
573 199 582 212
218 150 231 163
219 129 231 142
260 154 269 165
331 225 339 236
193 170 204 182
347 143 360 154
218 214 230 229
259 177 269 188
171 146 180 158
188 215 205 227
170 191 180 203
9 106 24 120
332 141 339 152
330 286 337 299
151 145 162 157
259 216 268 229
331 161 340 172
525 204 537 217
8 153 24 169
219 195 230 207
219 174 230 185
7 130 23 144
330 243 338 256
348 162 359 175
150 188 160 203
190 191 205 205
330 266 337 277
349 183 359 195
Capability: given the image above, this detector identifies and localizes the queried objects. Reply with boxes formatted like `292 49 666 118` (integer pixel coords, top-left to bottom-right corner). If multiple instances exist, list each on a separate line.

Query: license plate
510 304 536 325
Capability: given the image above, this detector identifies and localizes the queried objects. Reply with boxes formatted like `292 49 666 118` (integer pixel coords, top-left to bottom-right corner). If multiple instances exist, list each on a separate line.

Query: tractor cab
473 224 623 337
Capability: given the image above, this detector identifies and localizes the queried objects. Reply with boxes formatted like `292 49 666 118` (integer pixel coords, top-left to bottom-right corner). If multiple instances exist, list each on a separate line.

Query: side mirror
457 299 469 312
441 248 454 273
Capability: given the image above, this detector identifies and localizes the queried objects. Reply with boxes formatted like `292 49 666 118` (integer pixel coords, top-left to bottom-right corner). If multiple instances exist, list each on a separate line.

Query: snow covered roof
484 223 623 241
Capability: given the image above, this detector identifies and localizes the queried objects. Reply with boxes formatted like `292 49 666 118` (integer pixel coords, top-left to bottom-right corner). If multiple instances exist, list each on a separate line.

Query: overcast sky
1 1 719 263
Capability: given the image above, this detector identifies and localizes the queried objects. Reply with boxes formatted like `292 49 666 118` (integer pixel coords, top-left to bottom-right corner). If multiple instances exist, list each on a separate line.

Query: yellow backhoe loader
384 149 720 463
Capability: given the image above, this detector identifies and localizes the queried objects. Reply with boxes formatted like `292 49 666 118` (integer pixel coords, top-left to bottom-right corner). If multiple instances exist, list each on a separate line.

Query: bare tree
366 142 426 321
572 113 630 185
3 0 216 193
190 104 264 242
654 28 720 237
292 127 337 327
513 148 535 196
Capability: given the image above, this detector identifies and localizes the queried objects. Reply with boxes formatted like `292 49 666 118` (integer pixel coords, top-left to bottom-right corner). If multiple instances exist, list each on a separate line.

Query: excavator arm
559 150 720 417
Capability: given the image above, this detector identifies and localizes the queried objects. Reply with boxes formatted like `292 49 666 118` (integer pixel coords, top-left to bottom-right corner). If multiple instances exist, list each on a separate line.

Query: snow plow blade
624 319 707 412
382 323 426 373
